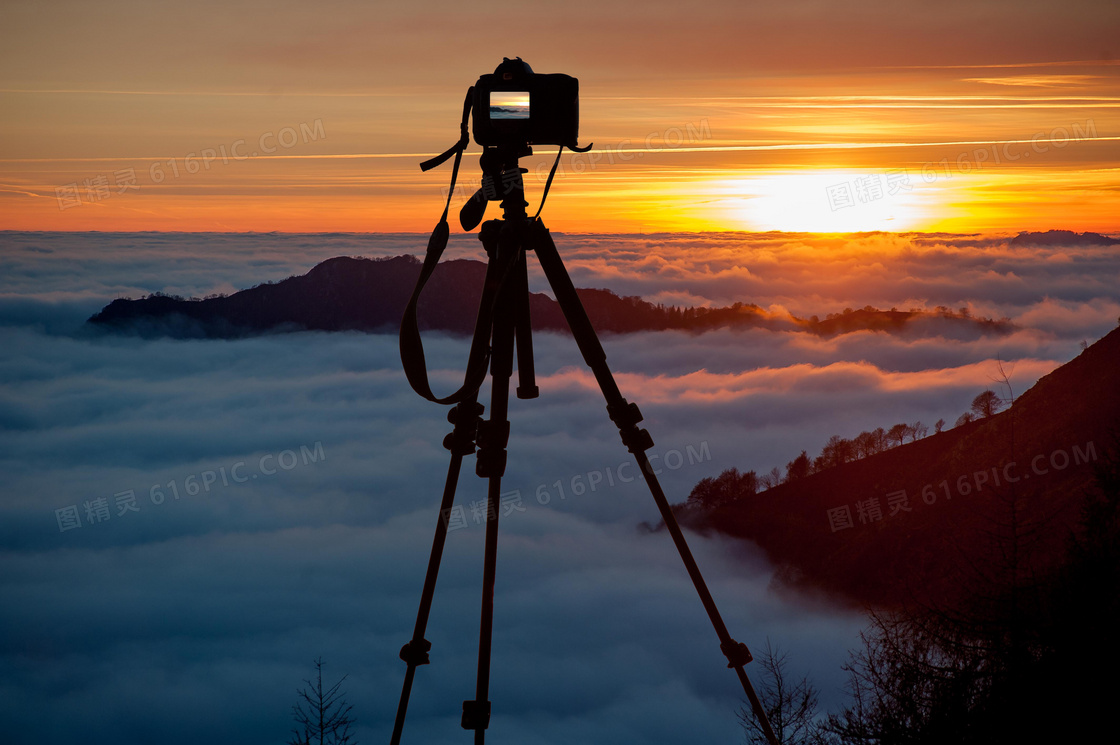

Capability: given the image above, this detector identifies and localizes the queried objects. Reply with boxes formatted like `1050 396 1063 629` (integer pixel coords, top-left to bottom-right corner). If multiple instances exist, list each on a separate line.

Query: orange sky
1 0 1118 234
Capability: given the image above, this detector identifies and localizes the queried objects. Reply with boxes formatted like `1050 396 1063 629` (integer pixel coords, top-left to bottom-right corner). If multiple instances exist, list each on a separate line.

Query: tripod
391 144 778 745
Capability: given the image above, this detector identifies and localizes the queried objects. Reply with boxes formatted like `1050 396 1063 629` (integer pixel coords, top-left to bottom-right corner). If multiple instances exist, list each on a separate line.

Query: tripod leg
528 220 780 745
461 240 521 744
390 398 484 745
512 249 539 400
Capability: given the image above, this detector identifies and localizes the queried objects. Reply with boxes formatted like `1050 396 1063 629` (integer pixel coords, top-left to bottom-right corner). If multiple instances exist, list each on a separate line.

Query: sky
1 0 1119 232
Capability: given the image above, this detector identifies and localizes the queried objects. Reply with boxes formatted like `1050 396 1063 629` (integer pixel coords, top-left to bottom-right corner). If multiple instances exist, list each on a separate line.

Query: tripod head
460 143 532 232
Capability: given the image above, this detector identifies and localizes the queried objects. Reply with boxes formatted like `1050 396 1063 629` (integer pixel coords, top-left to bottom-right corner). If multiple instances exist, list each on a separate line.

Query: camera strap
534 146 564 220
400 88 506 405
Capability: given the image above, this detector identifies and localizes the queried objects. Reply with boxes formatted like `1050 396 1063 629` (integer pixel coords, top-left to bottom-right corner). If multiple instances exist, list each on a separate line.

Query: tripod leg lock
399 638 432 667
444 401 485 456
607 400 655 454
475 420 511 478
720 639 754 668
461 699 491 730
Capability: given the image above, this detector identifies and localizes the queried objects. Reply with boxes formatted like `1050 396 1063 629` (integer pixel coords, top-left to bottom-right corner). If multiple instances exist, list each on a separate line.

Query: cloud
1 230 1115 743
0 320 869 743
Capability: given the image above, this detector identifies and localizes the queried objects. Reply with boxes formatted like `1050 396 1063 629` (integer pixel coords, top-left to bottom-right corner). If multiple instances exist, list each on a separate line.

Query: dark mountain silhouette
691 325 1120 609
1008 229 1120 246
88 255 1011 339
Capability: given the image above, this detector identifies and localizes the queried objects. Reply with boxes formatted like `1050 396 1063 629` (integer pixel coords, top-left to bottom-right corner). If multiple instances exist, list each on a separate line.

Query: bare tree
739 640 822 745
289 657 357 745
934 418 945 434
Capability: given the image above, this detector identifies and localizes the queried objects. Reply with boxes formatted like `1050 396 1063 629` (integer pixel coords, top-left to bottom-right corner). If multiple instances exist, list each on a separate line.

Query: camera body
472 58 580 150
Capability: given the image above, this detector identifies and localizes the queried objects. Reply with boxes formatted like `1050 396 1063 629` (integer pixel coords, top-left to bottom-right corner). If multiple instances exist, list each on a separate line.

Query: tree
969 389 1003 419
819 609 987 745
785 451 811 481
852 431 878 459
760 466 784 490
818 435 855 468
687 468 757 508
289 658 357 745
934 418 945 434
739 641 822 745
910 421 928 441
818 441 1120 744
886 423 908 447
954 411 975 428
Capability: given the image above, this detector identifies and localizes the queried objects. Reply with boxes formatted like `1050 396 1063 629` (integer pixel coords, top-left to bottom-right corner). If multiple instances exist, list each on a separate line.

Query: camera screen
489 92 530 120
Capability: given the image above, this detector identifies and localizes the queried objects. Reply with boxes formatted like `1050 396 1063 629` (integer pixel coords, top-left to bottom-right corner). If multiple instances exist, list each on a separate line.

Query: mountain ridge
690 325 1120 608
87 254 1013 340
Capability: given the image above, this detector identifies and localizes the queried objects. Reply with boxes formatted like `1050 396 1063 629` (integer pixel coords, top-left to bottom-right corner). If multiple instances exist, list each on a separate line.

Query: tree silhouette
738 641 821 745
760 466 784 490
687 468 756 508
852 431 878 459
288 657 357 745
818 440 1120 743
785 451 811 481
970 389 1003 419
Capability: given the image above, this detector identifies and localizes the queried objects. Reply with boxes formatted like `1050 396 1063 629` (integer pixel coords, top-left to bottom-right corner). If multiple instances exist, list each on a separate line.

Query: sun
709 171 938 232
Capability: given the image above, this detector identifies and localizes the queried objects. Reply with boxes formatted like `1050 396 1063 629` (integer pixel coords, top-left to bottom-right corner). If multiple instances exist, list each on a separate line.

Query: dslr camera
471 58 580 150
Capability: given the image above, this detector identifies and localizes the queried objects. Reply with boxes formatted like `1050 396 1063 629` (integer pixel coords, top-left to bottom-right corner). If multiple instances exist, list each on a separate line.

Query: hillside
700 325 1120 608
87 254 1011 340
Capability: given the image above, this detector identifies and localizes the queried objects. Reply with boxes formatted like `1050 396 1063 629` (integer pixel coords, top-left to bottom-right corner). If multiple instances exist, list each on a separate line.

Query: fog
1 230 1114 743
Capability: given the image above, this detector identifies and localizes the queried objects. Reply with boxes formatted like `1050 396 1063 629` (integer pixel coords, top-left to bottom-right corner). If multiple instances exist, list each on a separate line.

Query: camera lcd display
472 62 579 148
489 92 530 120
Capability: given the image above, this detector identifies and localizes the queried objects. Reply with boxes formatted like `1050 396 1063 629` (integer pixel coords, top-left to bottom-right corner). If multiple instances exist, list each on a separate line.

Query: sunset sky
2 0 1118 233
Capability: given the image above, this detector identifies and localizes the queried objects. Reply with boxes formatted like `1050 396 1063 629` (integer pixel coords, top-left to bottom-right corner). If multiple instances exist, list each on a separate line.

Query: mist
2 230 1114 743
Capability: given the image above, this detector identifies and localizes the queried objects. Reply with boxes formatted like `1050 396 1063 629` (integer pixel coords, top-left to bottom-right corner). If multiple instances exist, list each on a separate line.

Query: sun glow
720 171 936 232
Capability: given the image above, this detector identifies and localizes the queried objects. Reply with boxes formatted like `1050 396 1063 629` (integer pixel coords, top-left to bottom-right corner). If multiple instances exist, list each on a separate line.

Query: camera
471 58 580 150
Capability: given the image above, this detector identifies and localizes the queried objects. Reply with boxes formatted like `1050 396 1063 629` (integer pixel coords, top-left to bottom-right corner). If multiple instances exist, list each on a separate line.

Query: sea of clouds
1 230 1116 744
